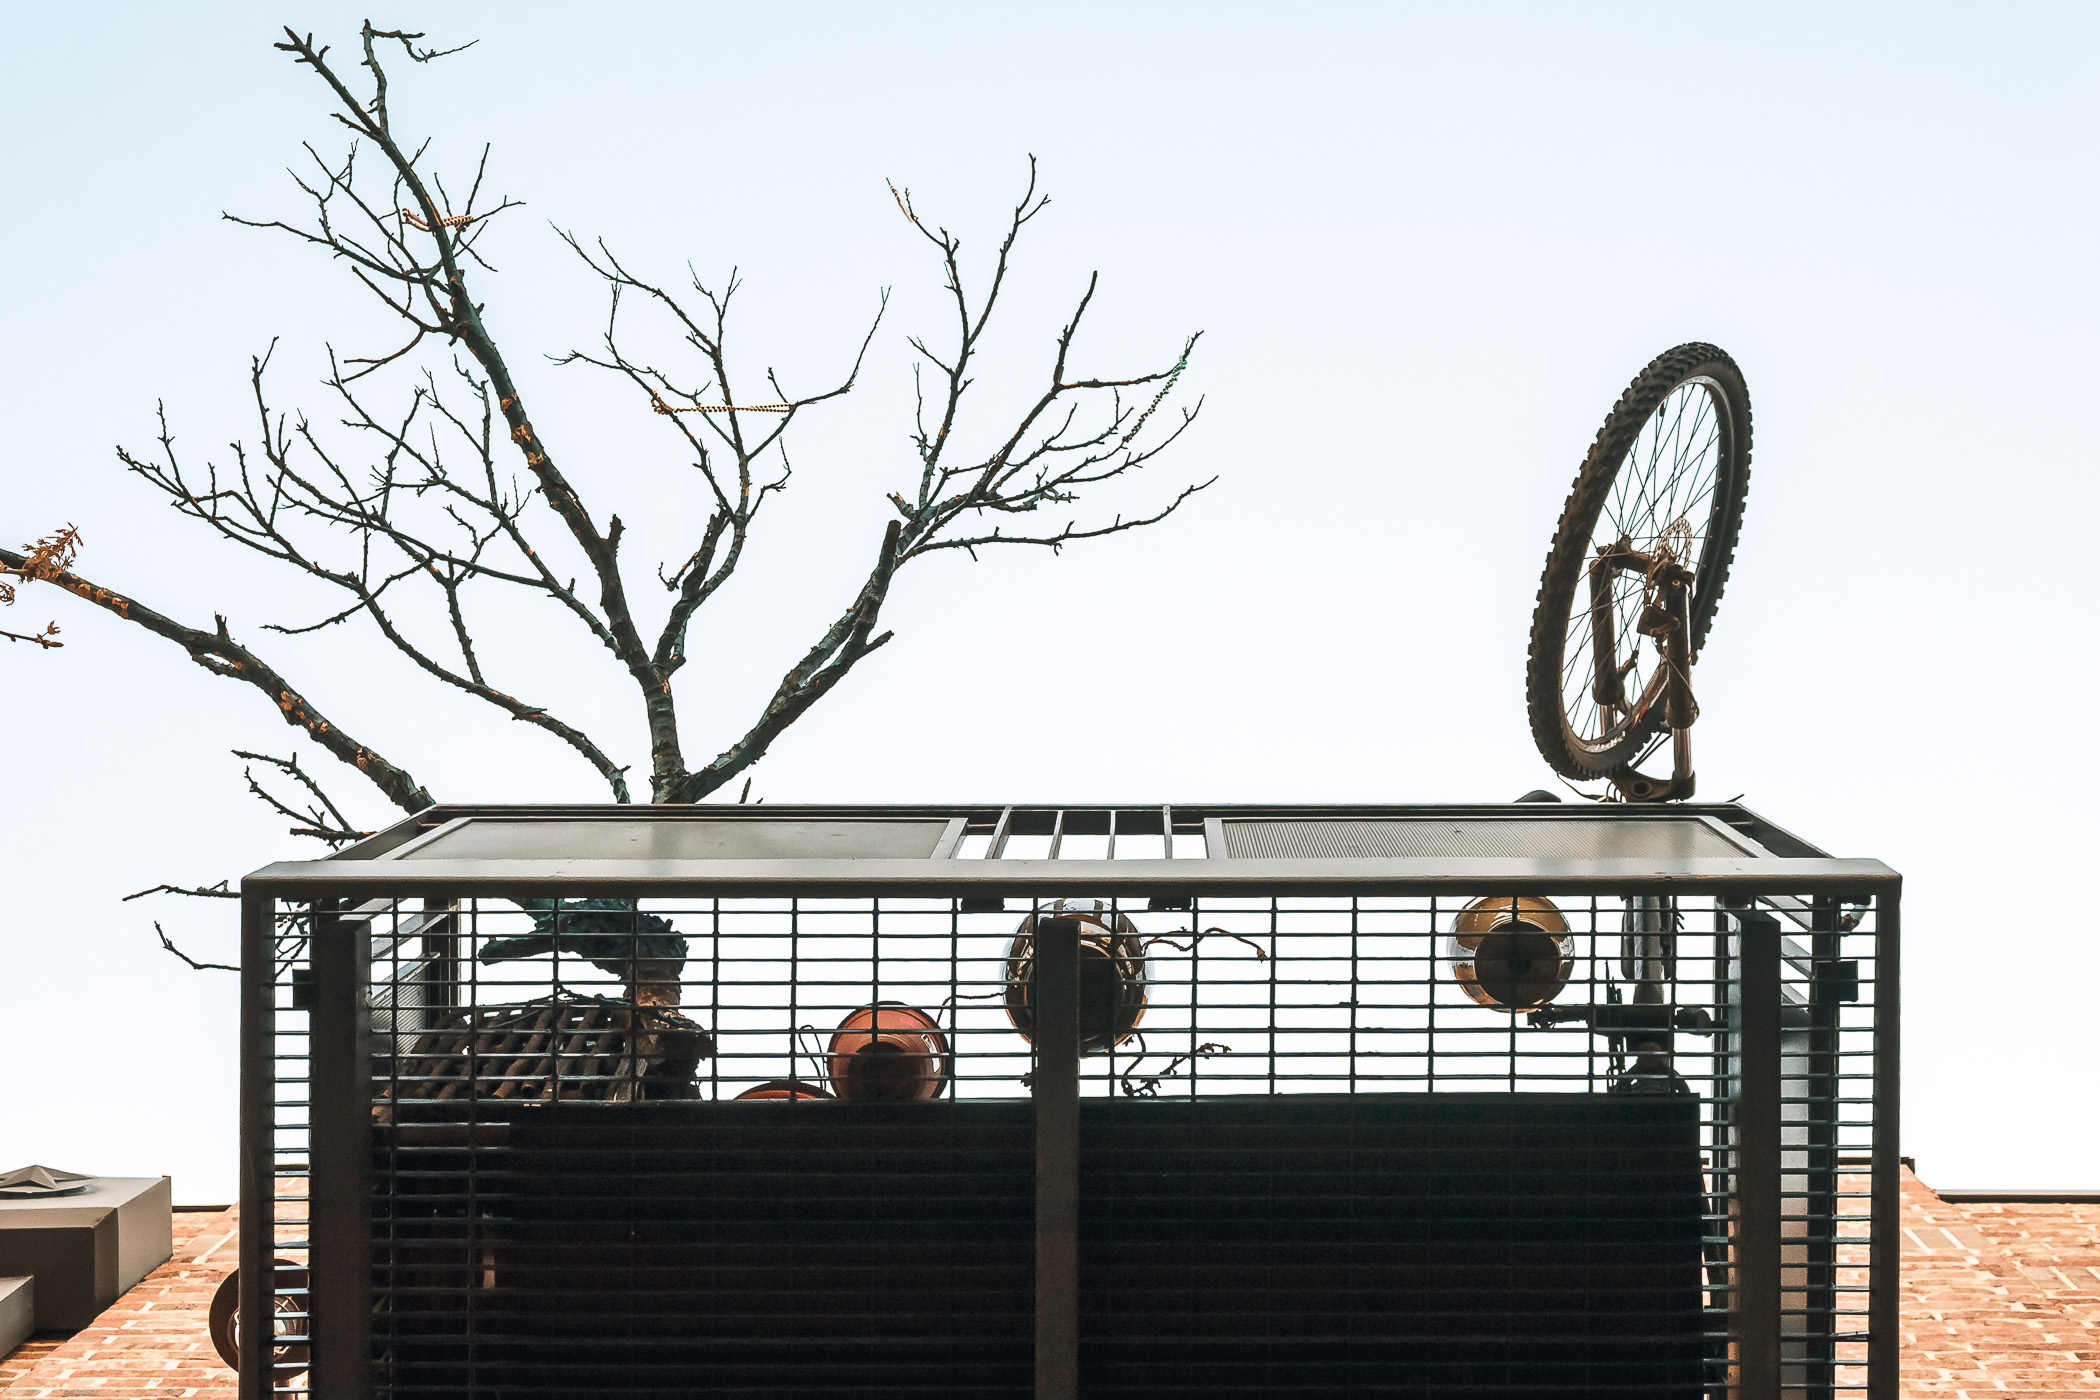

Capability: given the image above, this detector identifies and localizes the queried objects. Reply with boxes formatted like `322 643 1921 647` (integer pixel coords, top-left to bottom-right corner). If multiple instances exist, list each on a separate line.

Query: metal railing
243 873 1892 1400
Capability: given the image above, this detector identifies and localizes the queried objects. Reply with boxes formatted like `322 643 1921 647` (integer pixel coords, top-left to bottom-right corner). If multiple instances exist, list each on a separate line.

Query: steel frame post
1734 906 1783 1400
1868 896 1900 1400
309 903 373 1400
1033 915 1082 1400
1804 901 1842 1400
238 891 275 1399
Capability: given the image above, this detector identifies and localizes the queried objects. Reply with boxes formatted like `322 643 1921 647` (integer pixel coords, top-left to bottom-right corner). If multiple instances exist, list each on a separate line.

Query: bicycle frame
1587 538 1697 801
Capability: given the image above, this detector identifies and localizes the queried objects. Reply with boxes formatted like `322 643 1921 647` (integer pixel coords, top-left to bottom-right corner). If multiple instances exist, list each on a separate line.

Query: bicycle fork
1587 538 1697 802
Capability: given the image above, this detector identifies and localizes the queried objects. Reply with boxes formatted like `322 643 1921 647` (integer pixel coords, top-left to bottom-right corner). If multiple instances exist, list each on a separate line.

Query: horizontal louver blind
373 1094 1699 1399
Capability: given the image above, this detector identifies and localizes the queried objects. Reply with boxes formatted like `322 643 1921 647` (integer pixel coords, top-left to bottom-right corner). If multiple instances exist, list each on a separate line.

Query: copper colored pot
827 1003 951 1102
1005 899 1149 1055
734 1079 836 1102
1445 895 1575 1012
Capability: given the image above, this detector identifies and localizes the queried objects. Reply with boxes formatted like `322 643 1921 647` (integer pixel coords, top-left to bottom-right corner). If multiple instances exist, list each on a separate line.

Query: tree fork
281 26 682 786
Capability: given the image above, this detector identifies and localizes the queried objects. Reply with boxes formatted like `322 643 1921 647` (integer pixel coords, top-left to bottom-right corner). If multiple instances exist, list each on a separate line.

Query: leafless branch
116 349 637 801
234 749 372 845
125 881 238 902
156 922 239 972
19 28 1209 835
0 545 434 814
658 164 1205 798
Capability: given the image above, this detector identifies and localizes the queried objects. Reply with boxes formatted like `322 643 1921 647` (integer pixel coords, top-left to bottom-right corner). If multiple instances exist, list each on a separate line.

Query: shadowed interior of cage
275 892 1881 1398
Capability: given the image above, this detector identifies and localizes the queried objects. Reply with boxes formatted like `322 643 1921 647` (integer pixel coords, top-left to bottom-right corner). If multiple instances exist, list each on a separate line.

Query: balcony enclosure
237 802 1897 1400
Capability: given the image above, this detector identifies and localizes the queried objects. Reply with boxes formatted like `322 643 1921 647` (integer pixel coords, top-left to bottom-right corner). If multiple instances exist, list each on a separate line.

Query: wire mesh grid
266 913 315 1397
258 886 1885 1400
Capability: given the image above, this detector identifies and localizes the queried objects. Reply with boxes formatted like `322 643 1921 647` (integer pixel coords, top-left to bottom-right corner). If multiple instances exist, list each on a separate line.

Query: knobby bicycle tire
1525 343 1752 780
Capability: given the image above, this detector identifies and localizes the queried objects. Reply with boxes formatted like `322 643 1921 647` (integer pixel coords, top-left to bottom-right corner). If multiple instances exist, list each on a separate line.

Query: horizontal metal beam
346 800 1806 821
332 800 1835 853
244 854 1898 899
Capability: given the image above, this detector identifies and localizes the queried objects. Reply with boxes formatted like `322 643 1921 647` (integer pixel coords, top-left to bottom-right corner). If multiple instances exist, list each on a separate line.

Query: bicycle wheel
1526 343 1752 779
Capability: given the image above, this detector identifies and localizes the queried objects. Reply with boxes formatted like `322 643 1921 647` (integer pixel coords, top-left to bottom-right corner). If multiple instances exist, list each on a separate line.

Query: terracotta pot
827 1003 952 1102
1445 895 1575 1011
1004 899 1148 1054
734 1079 836 1102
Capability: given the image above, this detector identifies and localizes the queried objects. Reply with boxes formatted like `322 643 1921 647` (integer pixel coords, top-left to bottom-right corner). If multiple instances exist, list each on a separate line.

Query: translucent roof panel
392 816 955 862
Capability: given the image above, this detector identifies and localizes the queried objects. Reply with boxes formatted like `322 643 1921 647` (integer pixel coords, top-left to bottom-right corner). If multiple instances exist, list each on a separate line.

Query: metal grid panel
246 877 1890 1400
1218 817 1754 861
252 900 315 1398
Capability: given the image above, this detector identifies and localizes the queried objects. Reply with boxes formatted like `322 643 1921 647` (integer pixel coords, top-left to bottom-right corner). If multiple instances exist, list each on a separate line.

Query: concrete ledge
0 1177 171 1329
0 1276 31 1358
1934 1188 2100 1203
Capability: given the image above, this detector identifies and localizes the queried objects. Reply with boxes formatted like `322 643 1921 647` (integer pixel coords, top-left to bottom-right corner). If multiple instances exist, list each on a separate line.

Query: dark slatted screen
1082 1094 1702 1400
373 1094 1700 1400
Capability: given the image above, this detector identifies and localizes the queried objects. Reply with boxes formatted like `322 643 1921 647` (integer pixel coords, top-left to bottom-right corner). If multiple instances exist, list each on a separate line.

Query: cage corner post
1034 915 1082 1400
238 887 276 1398
1732 903 1783 1400
310 900 374 1400
1868 891 1900 1400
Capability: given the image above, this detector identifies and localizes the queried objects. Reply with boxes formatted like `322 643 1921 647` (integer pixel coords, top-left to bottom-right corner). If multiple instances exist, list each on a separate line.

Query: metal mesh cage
239 804 1897 1400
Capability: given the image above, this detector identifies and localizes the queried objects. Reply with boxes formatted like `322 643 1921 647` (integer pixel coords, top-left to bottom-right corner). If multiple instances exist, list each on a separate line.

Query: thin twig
400 205 472 231
234 748 371 845
1118 1042 1230 1097
649 394 790 415
125 881 239 902
1142 928 1270 960
156 922 239 972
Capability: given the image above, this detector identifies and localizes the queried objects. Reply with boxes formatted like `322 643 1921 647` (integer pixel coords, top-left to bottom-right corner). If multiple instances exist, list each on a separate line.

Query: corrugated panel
370 1095 1700 1399
1221 816 1749 861
395 817 952 862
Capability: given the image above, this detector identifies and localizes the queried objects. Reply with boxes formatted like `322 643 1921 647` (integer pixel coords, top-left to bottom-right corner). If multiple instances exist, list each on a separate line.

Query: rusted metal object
1004 899 1148 1055
207 1259 310 1373
373 993 713 1119
1446 895 1575 1011
827 1003 951 1102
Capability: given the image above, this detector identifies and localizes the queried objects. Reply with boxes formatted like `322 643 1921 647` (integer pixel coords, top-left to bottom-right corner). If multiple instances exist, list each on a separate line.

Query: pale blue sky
3 4 2095 1198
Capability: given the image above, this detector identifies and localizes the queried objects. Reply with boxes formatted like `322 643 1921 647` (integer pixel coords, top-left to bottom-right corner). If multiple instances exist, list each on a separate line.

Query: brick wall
1902 1170 2100 1397
1 1207 236 1398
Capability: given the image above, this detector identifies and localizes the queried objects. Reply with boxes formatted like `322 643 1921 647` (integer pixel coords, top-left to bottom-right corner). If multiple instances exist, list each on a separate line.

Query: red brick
3 1209 235 1399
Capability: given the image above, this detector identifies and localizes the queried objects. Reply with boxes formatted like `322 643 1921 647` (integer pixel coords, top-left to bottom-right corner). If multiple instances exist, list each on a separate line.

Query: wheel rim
1558 376 1730 761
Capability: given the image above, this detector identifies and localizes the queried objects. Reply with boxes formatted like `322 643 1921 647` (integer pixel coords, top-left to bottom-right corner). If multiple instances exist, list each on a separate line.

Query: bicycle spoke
1561 380 1724 750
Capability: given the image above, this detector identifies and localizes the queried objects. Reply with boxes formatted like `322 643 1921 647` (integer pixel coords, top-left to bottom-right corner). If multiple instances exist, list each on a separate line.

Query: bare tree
3 23 1208 845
